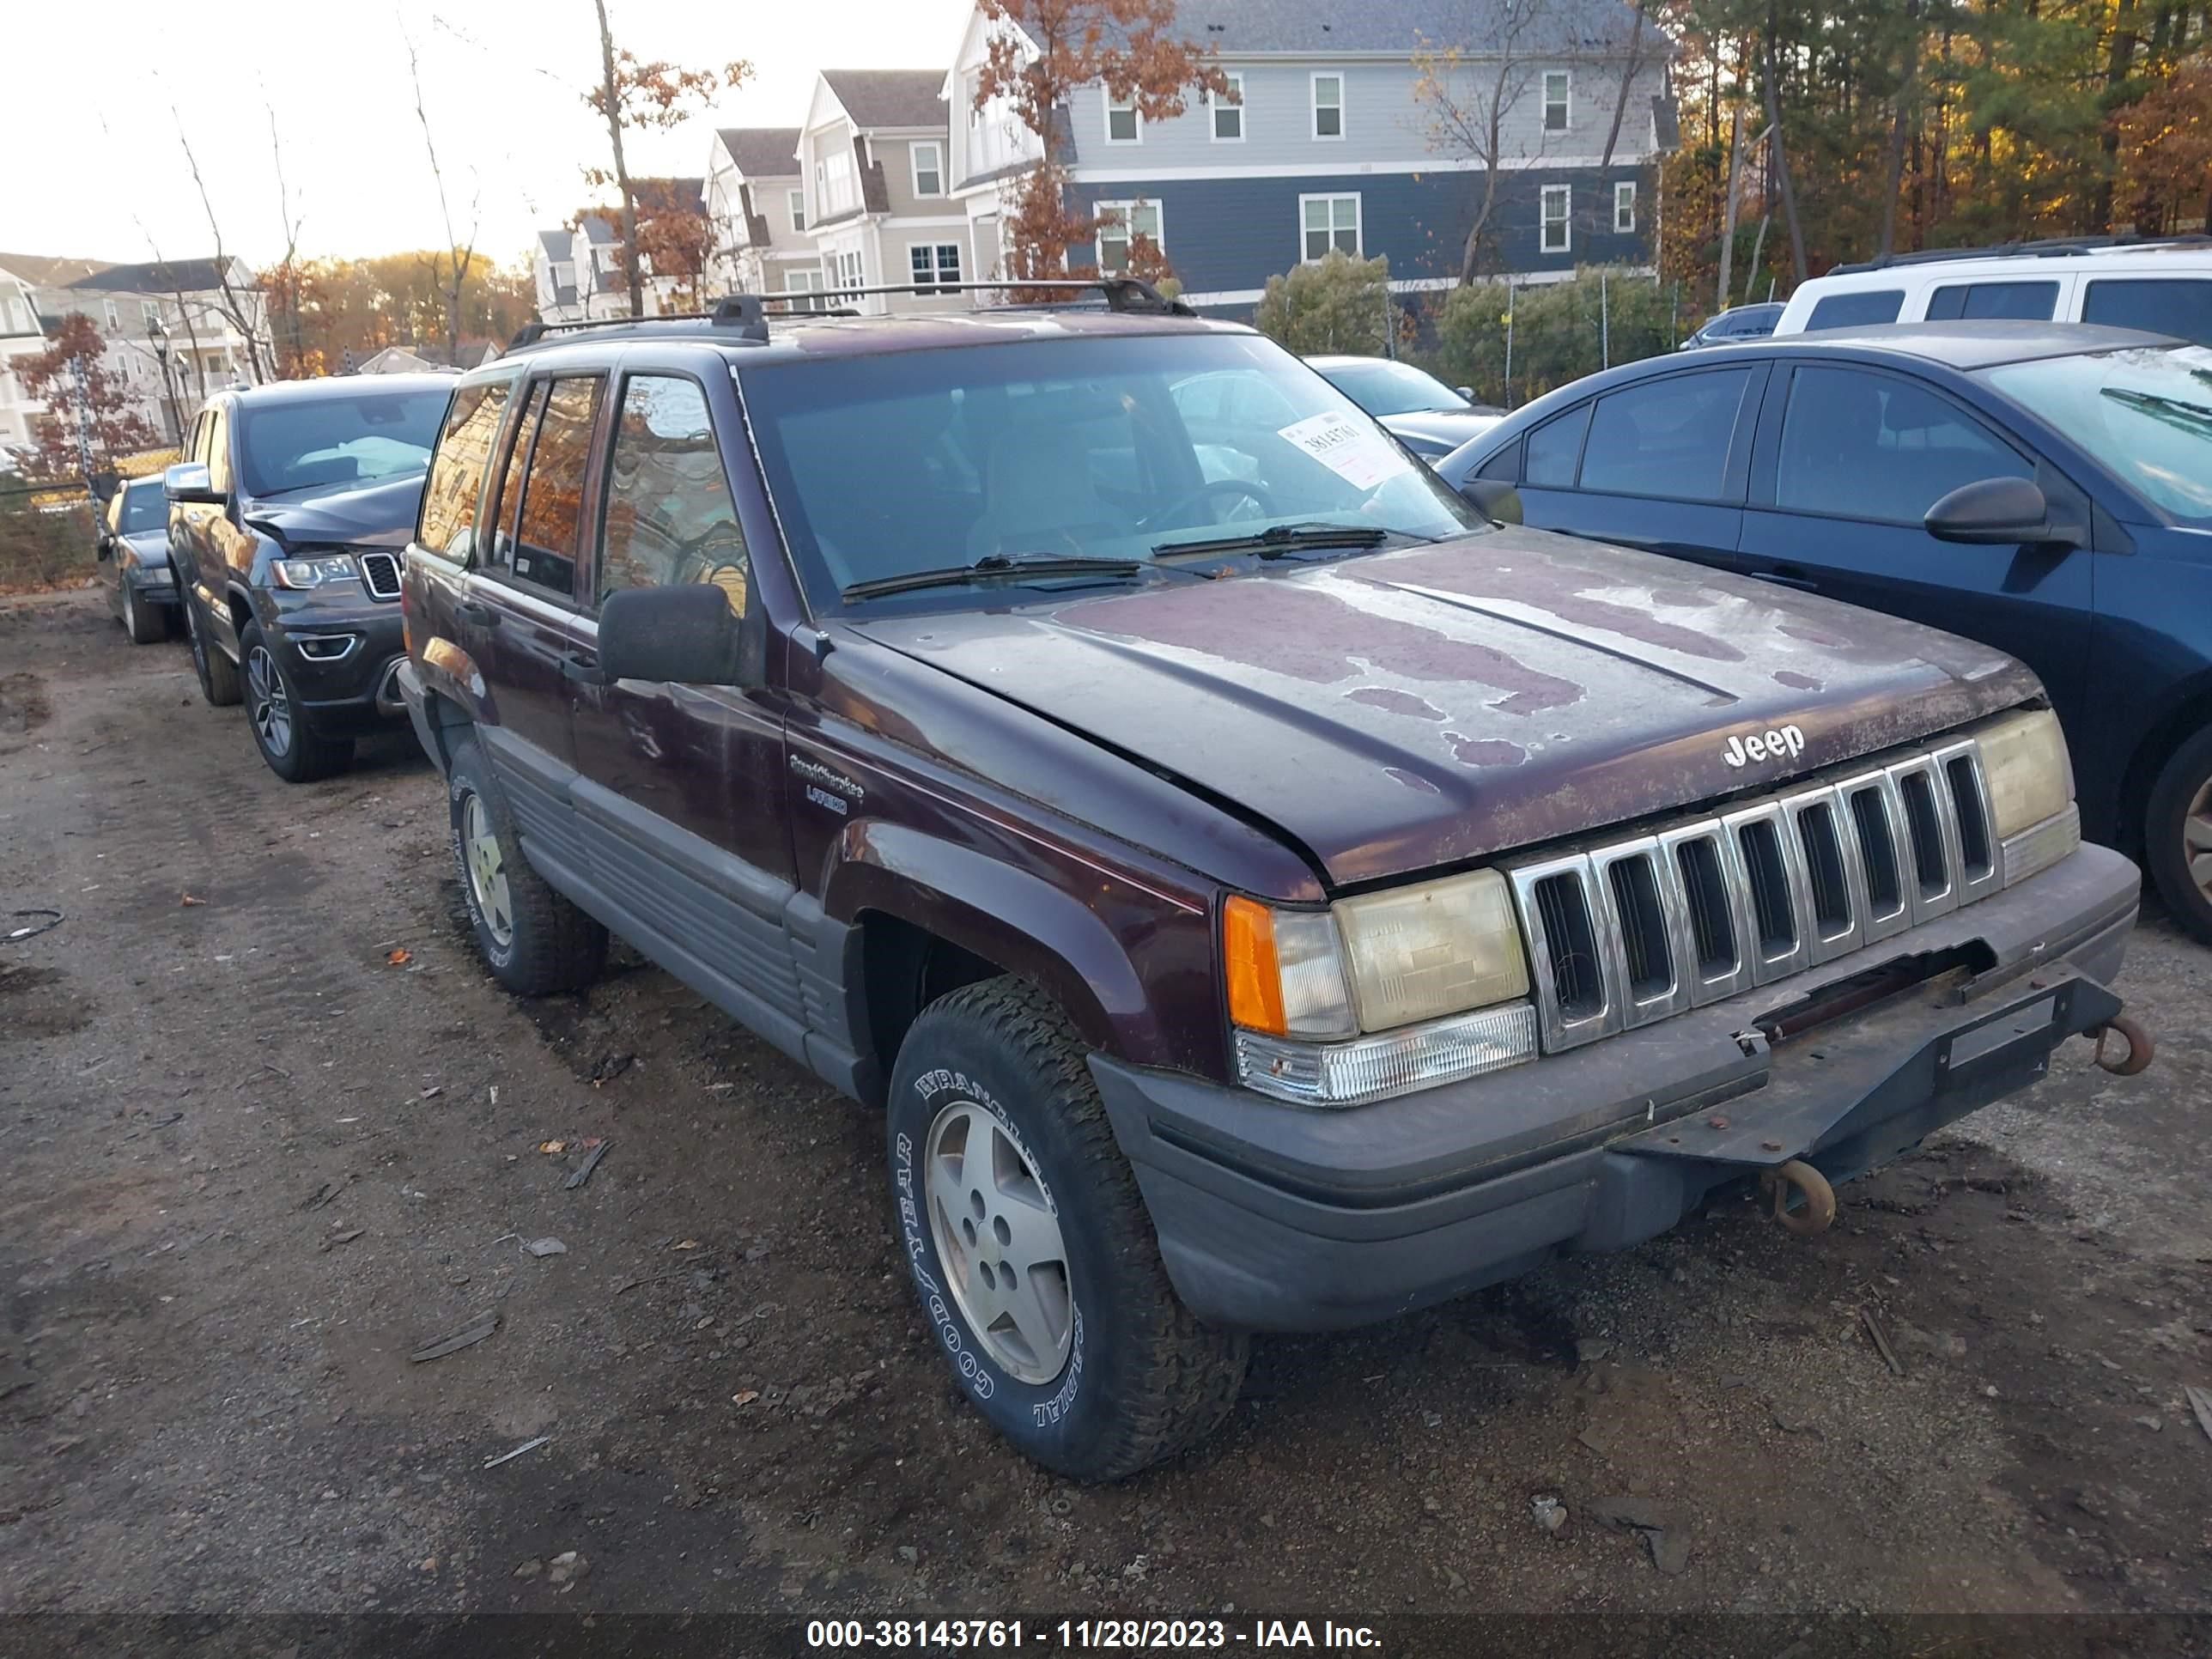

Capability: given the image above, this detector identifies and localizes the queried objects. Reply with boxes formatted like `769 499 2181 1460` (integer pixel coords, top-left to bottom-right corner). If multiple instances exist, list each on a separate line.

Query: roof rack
1827 232 2212 275
503 275 1194 352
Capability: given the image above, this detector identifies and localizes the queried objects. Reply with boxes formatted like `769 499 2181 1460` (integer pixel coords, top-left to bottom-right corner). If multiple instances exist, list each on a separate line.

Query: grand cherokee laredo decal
1722 723 1806 769
789 753 863 815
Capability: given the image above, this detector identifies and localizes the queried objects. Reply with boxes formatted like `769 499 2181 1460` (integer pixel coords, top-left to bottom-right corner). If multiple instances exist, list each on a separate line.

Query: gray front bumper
1091 842 2142 1333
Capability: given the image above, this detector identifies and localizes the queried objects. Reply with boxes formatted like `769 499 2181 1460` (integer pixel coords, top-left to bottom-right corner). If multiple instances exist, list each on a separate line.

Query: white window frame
910 141 944 198
141 300 161 330
1298 192 1362 261
1540 184 1572 254
102 299 120 329
836 248 864 292
1310 72 1345 141
908 241 963 288
783 268 824 313
788 188 806 233
1210 71 1245 143
1104 99 1142 145
1614 180 1638 234
1543 70 1571 134
1094 200 1164 274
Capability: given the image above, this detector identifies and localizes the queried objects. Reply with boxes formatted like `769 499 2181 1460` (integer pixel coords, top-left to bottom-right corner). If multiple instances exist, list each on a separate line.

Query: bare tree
404 33 481 362
590 0 644 318
173 112 273 382
130 212 211 405
1596 0 1650 175
265 102 307 379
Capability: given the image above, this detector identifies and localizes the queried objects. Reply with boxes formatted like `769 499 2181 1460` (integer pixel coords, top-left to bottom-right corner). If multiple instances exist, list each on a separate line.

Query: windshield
1315 357 1474 416
117 482 165 533
236 386 448 497
1984 345 2212 526
739 333 1484 611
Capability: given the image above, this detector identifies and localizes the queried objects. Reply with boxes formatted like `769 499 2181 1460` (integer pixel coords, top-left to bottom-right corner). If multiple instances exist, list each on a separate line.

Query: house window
1300 194 1360 260
1543 71 1571 133
1540 185 1571 253
1614 181 1637 234
788 189 806 233
835 249 864 292
1311 74 1344 139
816 145 859 219
1106 100 1140 144
784 269 825 313
1096 201 1163 273
1211 72 1244 142
141 300 161 330
103 299 120 330
912 142 944 197
909 243 962 287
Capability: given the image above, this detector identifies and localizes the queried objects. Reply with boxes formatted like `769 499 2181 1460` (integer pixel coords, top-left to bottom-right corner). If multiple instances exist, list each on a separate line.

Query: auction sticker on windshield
1278 410 1414 490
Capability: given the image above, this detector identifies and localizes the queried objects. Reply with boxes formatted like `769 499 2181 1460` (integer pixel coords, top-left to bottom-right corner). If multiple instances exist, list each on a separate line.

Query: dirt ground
2 590 2208 1644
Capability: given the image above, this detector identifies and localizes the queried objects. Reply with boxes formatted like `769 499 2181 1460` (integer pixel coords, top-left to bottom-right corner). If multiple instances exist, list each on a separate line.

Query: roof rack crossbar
1828 231 2212 276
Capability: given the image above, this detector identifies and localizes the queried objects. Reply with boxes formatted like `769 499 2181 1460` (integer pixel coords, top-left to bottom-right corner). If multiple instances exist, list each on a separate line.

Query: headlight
272 554 362 590
1975 707 2079 886
1223 871 1537 1106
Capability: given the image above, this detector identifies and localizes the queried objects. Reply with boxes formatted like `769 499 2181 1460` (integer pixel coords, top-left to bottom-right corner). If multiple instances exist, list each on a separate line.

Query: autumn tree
574 180 715 310
6 314 158 482
407 32 481 365
974 0 1226 289
586 5 748 317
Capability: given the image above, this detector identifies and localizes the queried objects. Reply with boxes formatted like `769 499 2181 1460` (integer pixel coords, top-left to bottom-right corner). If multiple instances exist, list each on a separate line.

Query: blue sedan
1434 321 2212 941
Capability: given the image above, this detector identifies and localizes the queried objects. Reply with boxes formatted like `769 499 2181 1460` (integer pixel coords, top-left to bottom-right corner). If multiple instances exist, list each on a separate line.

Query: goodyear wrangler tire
885 976 1249 1482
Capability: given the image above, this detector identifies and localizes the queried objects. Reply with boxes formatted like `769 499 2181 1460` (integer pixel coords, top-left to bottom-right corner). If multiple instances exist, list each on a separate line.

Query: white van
1772 237 2212 346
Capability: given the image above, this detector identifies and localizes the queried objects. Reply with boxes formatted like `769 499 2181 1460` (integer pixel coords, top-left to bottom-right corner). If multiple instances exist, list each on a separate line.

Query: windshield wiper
2101 386 2212 437
841 551 1146 602
1152 521 1395 561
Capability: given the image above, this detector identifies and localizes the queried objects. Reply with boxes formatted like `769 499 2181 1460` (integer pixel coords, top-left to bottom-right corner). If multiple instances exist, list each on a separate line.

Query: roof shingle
822 69 945 131
716 127 802 178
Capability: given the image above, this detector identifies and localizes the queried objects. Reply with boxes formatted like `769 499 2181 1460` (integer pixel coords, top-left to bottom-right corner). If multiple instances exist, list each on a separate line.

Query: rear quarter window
416 380 511 561
1925 281 2058 322
2081 278 2212 347
1805 289 1904 330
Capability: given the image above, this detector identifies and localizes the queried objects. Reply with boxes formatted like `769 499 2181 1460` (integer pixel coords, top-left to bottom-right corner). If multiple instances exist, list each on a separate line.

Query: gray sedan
98 476 181 644
1305 356 1504 458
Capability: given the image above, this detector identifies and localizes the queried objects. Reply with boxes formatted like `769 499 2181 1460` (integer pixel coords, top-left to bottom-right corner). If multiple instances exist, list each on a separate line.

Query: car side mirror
1455 386 1476 400
1459 478 1523 526
591 581 761 688
164 461 221 504
1923 477 2063 546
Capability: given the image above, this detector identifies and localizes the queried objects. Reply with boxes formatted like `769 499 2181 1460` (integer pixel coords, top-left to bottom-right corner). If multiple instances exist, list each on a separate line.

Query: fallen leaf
419 1085 443 1100
673 1238 701 1252
386 948 412 965
538 1139 568 1154
732 1390 760 1407
180 894 205 908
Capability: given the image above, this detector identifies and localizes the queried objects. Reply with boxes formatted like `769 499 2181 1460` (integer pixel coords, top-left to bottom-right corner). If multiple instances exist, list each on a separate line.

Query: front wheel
122 583 166 645
2143 725 2212 945
183 588 240 707
240 622 353 783
886 978 1248 1481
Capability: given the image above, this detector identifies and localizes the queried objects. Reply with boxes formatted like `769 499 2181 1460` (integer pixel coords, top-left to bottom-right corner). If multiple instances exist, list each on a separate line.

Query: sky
3 0 974 270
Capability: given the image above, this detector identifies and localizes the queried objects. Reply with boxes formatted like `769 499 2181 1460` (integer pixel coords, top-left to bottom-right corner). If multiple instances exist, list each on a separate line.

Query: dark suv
166 375 453 781
397 283 2149 1480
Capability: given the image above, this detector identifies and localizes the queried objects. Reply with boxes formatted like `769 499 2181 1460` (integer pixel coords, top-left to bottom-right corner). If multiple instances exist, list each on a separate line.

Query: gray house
945 0 1673 310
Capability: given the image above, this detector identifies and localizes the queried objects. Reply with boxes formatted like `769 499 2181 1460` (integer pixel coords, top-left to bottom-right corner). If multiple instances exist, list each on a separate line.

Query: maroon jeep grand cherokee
396 283 2148 1480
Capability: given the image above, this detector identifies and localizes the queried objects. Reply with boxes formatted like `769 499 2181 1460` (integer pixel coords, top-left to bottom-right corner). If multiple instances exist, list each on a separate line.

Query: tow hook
1759 1159 1837 1237
2088 1013 2154 1077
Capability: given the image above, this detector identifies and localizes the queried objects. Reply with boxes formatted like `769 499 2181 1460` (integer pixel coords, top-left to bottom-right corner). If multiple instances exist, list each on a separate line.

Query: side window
1805 289 1903 330
417 380 513 562
1925 281 2057 322
598 376 748 611
1523 403 1591 486
487 383 546 566
204 406 231 493
1577 368 1754 501
1775 366 2032 525
1476 440 1522 483
507 377 602 599
2081 278 2212 347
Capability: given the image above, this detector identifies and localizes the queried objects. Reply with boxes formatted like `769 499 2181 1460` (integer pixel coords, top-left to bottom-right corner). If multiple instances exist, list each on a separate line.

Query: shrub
1253 251 1395 356
1434 264 1680 406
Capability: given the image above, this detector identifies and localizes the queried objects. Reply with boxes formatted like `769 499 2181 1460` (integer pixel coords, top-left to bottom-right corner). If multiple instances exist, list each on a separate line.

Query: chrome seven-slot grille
1504 734 2012 1053
359 551 402 600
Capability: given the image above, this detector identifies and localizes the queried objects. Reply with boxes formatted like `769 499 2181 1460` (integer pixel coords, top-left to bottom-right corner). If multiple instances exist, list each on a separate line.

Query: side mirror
164 461 220 504
1923 477 2061 546
1455 386 1476 400
1459 478 1523 526
589 581 758 688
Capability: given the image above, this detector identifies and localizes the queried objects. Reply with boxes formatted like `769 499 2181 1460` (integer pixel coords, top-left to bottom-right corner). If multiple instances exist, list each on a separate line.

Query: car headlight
272 554 362 590
1975 708 2078 886
1223 870 1537 1106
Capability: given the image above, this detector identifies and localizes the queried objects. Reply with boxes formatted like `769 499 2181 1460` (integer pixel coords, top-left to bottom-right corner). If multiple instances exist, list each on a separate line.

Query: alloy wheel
462 793 514 947
2185 775 2212 902
924 1098 1074 1385
246 645 293 757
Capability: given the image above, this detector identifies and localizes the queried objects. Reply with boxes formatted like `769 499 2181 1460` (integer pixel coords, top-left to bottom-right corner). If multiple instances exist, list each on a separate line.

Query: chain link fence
1420 266 1697 409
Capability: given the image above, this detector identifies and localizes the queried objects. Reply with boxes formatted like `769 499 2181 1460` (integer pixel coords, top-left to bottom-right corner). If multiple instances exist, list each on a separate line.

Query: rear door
463 373 605 881
565 362 809 1054
1739 361 2094 723
1510 363 1765 578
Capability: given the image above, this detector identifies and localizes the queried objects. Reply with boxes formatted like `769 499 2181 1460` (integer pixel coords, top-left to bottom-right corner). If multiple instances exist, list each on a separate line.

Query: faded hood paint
243 471 425 550
853 526 2044 889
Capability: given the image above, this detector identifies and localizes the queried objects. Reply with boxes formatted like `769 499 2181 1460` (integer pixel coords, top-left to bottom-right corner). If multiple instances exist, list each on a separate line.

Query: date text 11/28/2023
804 1619 1384 1650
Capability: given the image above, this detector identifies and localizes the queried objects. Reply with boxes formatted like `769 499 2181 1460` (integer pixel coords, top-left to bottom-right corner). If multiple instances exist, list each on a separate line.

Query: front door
1738 362 2094 726
564 365 805 1051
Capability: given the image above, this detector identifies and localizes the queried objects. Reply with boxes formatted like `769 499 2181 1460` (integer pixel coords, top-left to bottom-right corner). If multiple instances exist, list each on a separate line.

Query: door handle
1752 568 1820 592
562 653 610 687
456 599 501 627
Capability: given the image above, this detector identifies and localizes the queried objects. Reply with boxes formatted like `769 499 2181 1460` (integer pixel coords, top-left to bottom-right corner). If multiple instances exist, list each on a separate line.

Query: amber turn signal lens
1223 896 1287 1036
